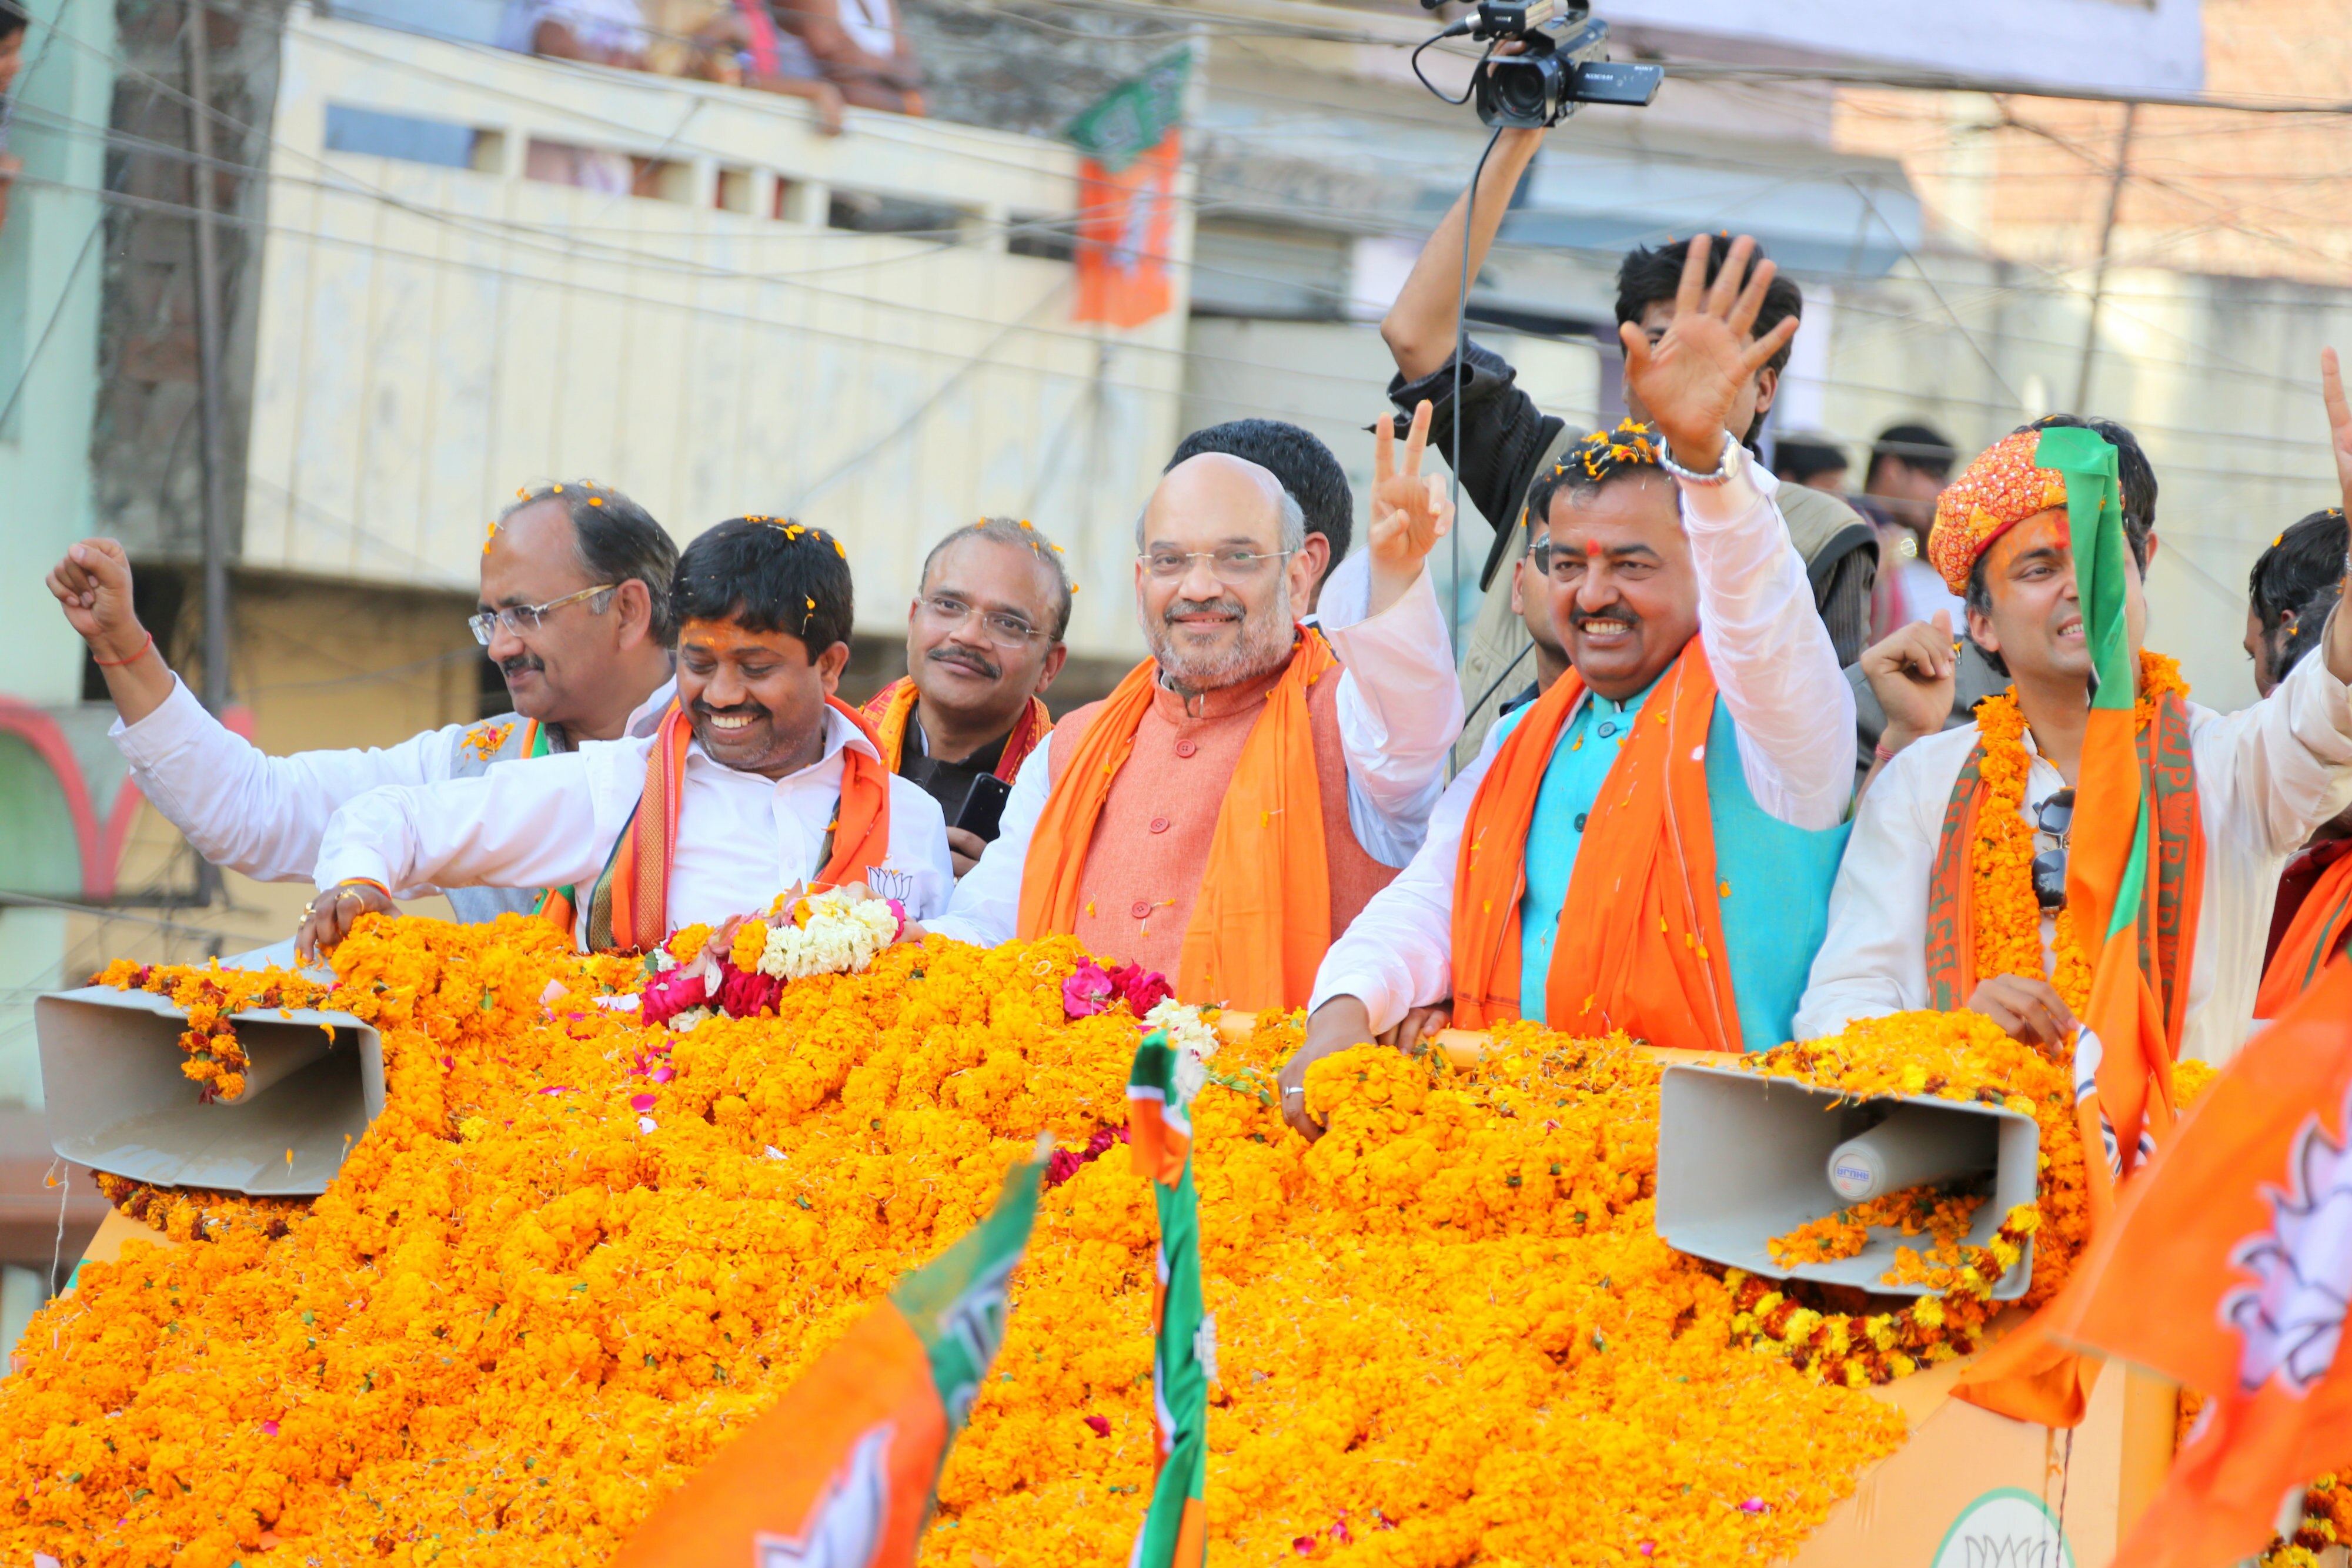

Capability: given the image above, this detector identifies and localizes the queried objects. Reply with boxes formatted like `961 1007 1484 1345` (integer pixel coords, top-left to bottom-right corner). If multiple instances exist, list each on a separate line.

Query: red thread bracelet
91 630 153 668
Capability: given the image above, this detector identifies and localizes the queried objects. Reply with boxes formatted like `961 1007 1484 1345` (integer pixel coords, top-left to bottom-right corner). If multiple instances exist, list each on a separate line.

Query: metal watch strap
1656 430 1738 487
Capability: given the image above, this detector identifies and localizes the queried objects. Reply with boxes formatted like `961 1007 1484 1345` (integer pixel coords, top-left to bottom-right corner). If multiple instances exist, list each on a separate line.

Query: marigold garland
1967 650 2189 1011
16 930 2108 1566
1764 1185 1984 1271
90 961 332 1104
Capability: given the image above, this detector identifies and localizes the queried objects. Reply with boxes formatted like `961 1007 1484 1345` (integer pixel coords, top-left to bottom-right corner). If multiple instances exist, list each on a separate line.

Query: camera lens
1488 57 1556 124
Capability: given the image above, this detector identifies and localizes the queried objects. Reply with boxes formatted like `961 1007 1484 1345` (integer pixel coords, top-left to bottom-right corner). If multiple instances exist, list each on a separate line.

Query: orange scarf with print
1018 633 1335 1011
1449 640 1740 1051
2256 847 2352 1019
544 700 896 953
858 676 1051 783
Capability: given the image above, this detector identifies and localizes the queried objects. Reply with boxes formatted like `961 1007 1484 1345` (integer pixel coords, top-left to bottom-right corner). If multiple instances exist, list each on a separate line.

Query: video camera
1422 0 1664 128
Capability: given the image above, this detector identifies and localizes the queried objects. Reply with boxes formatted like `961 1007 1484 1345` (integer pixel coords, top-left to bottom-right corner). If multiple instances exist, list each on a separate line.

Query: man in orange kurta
917 413 1467 1011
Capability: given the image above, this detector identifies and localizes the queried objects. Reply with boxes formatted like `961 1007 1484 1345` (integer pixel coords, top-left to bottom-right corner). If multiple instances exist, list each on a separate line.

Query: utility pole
2072 102 2136 415
185 0 233 907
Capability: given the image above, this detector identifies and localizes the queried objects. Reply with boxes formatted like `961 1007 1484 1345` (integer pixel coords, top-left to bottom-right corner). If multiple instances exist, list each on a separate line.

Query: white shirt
317 706 954 931
496 0 648 55
1306 455 1857 1035
928 562 1468 949
111 673 676 886
1797 639 2352 1065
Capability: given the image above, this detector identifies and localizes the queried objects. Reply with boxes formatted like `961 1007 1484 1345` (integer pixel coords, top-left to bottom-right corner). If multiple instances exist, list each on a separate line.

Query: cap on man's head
1926 429 2072 594
1168 419 1353 566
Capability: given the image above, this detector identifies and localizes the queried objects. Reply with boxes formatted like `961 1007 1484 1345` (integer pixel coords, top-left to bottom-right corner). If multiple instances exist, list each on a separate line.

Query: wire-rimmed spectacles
917 594 1047 649
469 583 618 645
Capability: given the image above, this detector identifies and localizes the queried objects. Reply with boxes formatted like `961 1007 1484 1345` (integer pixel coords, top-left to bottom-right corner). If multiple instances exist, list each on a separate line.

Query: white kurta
1304 455 1856 1034
111 673 675 885
1795 641 2352 1064
927 563 1467 951
315 706 954 928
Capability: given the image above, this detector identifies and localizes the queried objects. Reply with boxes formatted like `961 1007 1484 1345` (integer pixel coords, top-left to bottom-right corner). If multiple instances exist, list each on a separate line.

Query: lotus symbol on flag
2221 1085 2352 1397
755 1424 891 1567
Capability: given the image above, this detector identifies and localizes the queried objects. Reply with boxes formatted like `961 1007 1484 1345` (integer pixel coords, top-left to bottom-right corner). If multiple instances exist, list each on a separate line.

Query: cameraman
1381 125 1879 756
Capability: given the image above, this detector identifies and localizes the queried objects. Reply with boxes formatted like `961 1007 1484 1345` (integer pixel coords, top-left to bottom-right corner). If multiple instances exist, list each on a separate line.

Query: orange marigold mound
6 921 1946 1567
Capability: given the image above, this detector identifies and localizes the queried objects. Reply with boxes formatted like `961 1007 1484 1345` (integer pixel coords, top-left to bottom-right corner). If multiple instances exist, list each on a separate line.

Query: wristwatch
1657 430 1741 488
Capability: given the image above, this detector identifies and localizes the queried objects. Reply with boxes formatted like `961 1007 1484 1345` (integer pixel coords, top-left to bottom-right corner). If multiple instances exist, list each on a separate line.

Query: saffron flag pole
1128 1020 1212 1568
2047 963 2352 1568
611 1138 1049 1568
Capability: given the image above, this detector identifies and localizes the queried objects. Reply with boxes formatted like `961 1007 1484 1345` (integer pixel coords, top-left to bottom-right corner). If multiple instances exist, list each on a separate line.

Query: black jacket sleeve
1387 336 1566 591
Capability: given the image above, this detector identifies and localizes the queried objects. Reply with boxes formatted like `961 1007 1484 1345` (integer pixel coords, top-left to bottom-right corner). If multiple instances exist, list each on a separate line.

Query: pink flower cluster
637 957 780 1026
1059 959 1173 1021
1043 1124 1130 1189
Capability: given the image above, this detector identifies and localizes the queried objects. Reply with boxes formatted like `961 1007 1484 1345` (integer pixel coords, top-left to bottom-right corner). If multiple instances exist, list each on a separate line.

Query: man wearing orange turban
1798 379 2352 1069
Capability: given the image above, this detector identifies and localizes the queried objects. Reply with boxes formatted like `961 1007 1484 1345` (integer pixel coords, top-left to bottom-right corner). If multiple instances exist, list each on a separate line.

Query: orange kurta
1041 658 1395 991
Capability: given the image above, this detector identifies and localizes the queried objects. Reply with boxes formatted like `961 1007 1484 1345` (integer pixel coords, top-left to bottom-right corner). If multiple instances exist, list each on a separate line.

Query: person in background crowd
499 0 653 191
772 0 922 116
861 517 1069 877
1168 419 1355 618
1800 394 2352 1065
1861 420 1963 636
45 483 680 923
1772 434 1849 493
2249 507 2352 1015
0 1 28 238
914 409 1466 1009
1286 239 1856 1136
1379 125 1879 768
642 0 846 132
1494 517 1569 718
299 518 953 957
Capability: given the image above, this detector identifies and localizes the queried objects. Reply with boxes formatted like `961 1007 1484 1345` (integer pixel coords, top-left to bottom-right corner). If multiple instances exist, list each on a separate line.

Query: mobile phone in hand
954 773 1013 841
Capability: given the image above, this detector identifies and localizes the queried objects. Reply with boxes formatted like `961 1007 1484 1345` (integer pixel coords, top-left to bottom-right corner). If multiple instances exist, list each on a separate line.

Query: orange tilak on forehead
680 619 806 660
1981 508 2072 577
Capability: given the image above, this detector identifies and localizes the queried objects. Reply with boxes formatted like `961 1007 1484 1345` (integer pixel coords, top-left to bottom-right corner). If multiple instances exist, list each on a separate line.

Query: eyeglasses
2031 788 2074 911
469 583 617 645
1138 547 1294 584
917 594 1047 649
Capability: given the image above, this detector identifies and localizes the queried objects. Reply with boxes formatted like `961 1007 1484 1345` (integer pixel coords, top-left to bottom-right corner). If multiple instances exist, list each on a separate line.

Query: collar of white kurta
624 673 680 740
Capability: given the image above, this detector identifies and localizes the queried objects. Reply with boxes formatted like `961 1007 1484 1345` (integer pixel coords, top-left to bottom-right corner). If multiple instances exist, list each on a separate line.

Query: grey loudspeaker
36 941 382 1197
1653 1063 2040 1300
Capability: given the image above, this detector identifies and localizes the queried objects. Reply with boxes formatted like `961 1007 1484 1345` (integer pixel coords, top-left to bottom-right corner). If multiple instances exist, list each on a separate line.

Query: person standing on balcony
770 0 923 116
860 518 1070 877
642 0 846 134
910 409 1465 1011
44 482 680 922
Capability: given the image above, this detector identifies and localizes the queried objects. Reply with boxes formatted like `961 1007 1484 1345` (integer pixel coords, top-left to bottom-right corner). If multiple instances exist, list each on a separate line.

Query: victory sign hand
1368 399 1454 617
1619 233 1798 472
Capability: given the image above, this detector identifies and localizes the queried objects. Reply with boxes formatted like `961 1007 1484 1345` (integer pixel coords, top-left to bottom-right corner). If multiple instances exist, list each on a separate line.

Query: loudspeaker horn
37 940 382 1197
1653 1063 2039 1300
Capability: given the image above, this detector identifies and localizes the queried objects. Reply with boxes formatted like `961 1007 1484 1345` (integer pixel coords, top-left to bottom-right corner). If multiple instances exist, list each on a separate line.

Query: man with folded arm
46 482 679 922
1287 236 1857 1138
298 517 951 956
913 409 1466 1012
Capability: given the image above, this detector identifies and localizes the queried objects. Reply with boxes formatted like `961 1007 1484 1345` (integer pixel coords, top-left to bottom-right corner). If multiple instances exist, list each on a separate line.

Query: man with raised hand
1798 372 2352 1065
916 409 1465 1011
46 482 679 922
1287 235 1857 1138
299 518 952 956
861 517 1070 875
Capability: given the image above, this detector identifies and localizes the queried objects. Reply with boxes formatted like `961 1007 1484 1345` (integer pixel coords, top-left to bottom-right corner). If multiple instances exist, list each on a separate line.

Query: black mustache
497 653 544 678
693 701 770 724
927 645 1000 680
1568 603 1642 631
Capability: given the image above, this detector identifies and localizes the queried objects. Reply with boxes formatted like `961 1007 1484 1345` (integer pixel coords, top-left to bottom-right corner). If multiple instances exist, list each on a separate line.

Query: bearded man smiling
298 518 952 956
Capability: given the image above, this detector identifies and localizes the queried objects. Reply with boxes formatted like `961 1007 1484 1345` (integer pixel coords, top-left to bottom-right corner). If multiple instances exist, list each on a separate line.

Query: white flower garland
754 888 901 982
1145 998 1219 1108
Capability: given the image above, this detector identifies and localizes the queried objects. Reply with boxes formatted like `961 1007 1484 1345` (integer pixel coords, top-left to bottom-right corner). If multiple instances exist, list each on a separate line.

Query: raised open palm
1619 233 1799 467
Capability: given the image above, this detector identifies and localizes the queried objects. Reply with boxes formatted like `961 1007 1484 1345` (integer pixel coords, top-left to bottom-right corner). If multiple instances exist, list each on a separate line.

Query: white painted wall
243 9 1192 658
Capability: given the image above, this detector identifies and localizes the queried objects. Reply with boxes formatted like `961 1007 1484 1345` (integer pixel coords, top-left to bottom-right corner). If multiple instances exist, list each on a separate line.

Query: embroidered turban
1926 429 2072 593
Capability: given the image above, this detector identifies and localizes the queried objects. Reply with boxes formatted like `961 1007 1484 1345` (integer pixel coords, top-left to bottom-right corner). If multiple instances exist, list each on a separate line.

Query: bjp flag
1074 132 1180 330
2046 962 2352 1568
611 1141 1047 1568
1128 1024 1210 1568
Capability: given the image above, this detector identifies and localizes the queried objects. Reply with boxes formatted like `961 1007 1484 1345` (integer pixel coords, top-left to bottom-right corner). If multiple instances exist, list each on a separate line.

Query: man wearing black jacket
1381 124 1879 758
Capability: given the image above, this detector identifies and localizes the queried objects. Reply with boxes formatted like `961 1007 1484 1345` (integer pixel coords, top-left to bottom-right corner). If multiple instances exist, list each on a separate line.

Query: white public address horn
1653 1063 2040 1300
37 940 382 1197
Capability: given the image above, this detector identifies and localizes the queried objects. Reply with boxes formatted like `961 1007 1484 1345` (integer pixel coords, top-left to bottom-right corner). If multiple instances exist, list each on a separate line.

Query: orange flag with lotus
2045 962 2352 1568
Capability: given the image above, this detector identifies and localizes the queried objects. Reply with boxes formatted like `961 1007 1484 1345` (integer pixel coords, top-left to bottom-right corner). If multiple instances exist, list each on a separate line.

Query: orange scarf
858 676 1051 783
1017 633 1335 1010
1449 641 1740 1051
2256 845 2352 1019
546 699 896 953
